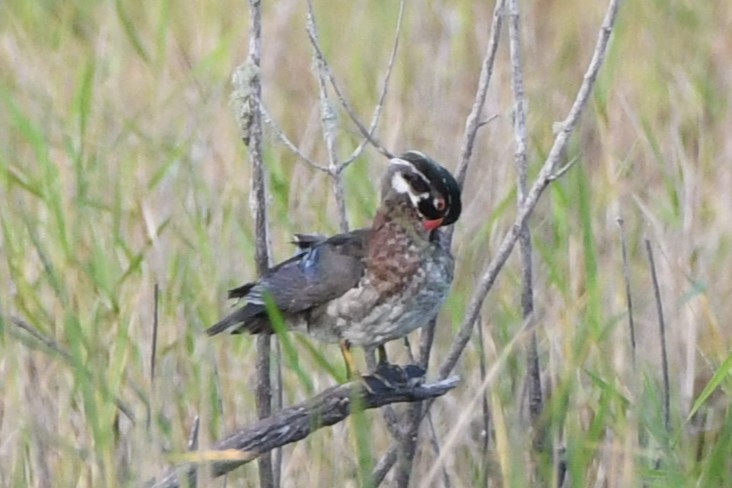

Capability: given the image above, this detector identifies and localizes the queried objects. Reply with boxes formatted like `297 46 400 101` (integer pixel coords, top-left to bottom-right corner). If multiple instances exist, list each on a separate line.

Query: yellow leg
377 344 389 365
339 339 359 379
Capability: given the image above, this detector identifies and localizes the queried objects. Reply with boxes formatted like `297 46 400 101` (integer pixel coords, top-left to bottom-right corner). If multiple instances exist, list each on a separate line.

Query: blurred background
1 0 730 486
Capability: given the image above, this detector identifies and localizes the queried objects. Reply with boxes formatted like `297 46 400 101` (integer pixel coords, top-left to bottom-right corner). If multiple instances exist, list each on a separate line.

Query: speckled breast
305 243 455 346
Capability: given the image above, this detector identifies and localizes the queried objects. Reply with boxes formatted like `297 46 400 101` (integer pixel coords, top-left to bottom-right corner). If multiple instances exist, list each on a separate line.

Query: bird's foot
361 362 426 394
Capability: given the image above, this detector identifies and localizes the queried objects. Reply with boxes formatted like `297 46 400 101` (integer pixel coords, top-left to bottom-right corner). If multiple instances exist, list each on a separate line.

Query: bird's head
380 150 462 231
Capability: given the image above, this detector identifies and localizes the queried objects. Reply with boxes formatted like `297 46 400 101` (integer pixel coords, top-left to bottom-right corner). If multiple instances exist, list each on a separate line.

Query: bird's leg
339 339 359 379
377 344 389 366
370 343 413 386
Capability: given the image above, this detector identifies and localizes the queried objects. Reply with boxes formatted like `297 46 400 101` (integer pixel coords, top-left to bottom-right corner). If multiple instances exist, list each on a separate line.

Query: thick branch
232 0 274 485
148 371 459 488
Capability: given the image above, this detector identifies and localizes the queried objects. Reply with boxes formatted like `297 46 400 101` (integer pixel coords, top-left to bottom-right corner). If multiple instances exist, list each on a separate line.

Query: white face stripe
390 171 429 209
390 171 412 194
389 157 432 187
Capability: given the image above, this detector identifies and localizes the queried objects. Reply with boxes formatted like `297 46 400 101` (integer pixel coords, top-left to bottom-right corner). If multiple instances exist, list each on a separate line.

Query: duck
206 151 462 377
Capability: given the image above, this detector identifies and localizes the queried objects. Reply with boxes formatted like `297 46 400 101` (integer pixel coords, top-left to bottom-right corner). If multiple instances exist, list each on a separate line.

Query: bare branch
342 0 405 168
304 6 394 159
426 414 452 488
11 315 74 363
372 448 397 487
508 0 543 440
150 283 159 384
232 0 275 485
438 0 621 384
547 156 579 181
254 337 274 486
476 313 492 482
11 316 137 424
405 318 531 487
645 239 671 436
477 114 500 128
373 0 623 477
306 0 349 232
443 0 505 246
185 415 200 487
148 372 459 488
187 416 201 451
260 104 330 173
617 216 637 364
541 0 621 176
263 0 405 172
454 0 506 187
392 1 506 482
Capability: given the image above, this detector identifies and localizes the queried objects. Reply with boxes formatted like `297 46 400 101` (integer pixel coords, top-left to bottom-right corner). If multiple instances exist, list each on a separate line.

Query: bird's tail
205 303 268 336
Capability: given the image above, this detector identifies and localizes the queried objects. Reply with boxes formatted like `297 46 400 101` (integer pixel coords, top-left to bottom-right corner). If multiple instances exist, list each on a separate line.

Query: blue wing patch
298 247 321 281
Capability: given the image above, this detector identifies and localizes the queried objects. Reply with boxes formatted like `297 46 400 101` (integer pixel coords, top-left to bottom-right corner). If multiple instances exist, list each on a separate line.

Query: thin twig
304 7 393 159
373 0 622 478
263 0 405 172
508 0 543 446
372 448 397 487
546 156 579 181
421 318 531 486
187 416 201 451
149 372 459 488
11 316 74 362
476 313 491 485
306 0 349 232
272 338 283 488
11 316 137 423
645 239 670 436
477 115 500 129
260 104 329 173
617 217 636 364
341 0 405 168
454 0 506 187
443 0 506 248
426 412 452 488
150 283 159 384
186 415 200 488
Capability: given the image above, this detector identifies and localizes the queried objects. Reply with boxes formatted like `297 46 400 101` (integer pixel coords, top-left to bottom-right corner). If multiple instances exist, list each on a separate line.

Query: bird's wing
256 228 369 313
206 229 369 335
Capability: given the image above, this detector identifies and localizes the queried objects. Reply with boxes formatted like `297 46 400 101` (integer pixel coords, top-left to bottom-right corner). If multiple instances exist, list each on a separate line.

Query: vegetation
1 0 730 486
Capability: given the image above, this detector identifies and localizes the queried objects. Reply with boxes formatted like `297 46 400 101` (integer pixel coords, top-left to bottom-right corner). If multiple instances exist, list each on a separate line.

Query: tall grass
1 0 730 486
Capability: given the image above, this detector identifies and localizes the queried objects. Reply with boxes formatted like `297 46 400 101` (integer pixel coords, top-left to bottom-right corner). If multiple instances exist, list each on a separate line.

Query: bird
206 150 462 378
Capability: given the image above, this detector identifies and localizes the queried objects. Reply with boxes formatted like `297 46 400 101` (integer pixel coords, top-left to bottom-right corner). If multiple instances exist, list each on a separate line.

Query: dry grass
1 0 731 486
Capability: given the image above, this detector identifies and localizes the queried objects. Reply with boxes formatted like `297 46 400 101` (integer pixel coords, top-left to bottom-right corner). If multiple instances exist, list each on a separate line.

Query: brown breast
365 202 428 297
